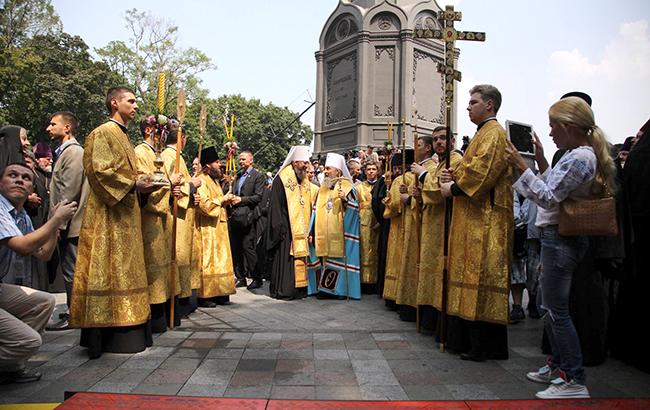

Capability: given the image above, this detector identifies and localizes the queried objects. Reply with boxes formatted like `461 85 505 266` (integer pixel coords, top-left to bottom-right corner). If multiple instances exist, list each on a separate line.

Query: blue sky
53 0 649 155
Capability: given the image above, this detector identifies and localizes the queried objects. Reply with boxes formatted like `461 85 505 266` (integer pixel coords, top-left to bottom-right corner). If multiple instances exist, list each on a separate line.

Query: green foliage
0 0 62 49
95 8 214 116
0 32 126 144
179 95 313 173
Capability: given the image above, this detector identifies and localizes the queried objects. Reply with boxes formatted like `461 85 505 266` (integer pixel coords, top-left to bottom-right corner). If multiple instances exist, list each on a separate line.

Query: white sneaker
526 364 560 384
535 380 590 399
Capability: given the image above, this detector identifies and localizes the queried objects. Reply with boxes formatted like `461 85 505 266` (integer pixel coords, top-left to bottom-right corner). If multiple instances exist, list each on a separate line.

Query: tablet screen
508 122 534 154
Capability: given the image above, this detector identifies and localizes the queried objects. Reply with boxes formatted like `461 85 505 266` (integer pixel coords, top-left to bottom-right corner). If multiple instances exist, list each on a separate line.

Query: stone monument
314 0 455 155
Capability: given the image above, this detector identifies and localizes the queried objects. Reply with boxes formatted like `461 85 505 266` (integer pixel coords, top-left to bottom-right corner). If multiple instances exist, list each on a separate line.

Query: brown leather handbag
558 164 618 237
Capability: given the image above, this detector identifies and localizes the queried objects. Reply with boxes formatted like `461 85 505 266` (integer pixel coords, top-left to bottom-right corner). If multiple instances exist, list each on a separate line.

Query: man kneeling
0 163 77 383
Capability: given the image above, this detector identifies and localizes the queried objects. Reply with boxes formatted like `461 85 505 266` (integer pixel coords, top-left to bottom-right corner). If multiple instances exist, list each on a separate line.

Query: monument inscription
326 53 357 124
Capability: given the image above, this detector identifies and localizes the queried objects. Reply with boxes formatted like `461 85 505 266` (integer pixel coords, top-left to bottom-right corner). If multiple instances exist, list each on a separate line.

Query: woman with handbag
505 96 617 399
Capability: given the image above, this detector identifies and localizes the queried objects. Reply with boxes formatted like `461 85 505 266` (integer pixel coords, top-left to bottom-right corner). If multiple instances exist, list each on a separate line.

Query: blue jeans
539 226 588 384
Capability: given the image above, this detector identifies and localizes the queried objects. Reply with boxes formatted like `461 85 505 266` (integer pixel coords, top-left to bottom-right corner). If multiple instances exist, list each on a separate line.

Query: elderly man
267 146 313 300
308 152 361 300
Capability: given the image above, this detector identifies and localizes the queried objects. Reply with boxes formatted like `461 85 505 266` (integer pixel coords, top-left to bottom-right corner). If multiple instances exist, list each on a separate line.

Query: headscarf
0 125 26 174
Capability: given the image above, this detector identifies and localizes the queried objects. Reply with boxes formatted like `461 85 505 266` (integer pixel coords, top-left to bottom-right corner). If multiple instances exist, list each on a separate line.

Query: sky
52 0 650 156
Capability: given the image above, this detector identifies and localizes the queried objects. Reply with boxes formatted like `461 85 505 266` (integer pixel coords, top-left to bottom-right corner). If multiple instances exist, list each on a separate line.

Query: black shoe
0 369 42 384
528 303 541 319
460 352 486 362
46 318 69 331
509 305 525 323
198 300 217 308
247 279 263 290
235 279 248 288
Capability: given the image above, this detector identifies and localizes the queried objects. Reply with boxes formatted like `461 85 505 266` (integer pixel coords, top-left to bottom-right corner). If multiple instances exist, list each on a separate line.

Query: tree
0 32 126 143
95 8 215 116
0 0 62 50
181 95 313 173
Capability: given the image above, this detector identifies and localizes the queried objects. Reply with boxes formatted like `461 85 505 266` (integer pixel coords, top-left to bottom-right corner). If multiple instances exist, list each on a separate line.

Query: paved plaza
2 284 650 405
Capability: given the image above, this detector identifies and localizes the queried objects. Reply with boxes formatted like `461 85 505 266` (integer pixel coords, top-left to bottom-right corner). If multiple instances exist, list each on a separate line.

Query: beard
293 167 305 182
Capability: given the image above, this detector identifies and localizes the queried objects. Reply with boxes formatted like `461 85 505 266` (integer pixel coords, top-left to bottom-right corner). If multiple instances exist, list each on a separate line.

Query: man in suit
229 150 266 289
45 111 89 330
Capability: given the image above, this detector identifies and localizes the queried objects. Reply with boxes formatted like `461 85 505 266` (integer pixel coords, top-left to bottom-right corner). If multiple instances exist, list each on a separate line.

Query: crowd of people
0 84 648 401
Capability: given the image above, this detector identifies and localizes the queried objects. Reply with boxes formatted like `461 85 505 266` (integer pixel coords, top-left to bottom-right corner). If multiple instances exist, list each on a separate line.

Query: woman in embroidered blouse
505 96 616 400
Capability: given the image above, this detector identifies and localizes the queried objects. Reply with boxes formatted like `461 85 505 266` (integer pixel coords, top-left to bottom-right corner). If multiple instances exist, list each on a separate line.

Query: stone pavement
2 284 650 404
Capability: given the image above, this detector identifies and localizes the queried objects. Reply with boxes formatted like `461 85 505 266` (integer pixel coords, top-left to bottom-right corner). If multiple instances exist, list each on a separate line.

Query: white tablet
506 120 535 156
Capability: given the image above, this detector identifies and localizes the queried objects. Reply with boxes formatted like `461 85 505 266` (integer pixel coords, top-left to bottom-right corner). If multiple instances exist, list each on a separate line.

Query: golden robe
356 180 378 284
309 182 319 207
134 143 180 304
279 166 313 287
195 173 236 298
314 178 353 258
417 152 463 309
70 121 150 328
395 172 420 308
381 175 404 302
447 120 513 325
161 146 197 298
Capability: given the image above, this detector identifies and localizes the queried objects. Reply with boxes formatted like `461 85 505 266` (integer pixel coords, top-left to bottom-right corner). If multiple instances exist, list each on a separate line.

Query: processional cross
413 5 485 352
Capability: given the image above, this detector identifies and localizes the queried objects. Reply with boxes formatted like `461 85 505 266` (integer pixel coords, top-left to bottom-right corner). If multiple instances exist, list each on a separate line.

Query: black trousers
229 223 258 280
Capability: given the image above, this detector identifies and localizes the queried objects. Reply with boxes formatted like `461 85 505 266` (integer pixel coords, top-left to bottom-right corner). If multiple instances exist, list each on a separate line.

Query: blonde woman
505 96 616 399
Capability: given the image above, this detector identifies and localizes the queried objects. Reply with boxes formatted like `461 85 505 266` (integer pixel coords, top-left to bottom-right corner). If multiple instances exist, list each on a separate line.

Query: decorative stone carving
325 15 359 48
375 47 395 61
413 50 445 124
326 53 358 124
414 12 440 31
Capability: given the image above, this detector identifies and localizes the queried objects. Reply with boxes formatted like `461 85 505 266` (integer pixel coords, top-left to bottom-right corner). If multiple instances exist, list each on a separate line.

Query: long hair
548 97 616 193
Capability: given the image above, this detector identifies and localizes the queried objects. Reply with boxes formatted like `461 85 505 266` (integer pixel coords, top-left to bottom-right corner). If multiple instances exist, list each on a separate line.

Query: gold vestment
161 146 197 298
195 173 236 298
314 178 353 258
134 142 179 304
356 180 378 284
279 166 313 287
70 121 149 328
417 151 463 308
381 174 404 302
395 172 420 308
447 120 513 325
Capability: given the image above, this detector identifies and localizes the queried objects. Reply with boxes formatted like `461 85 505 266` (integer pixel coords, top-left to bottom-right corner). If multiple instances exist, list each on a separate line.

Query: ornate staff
196 104 208 175
414 4 485 352
223 113 238 193
384 122 394 186
151 72 168 184
169 89 187 329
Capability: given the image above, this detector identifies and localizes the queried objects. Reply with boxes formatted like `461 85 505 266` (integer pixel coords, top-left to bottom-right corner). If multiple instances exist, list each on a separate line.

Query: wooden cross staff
413 4 485 352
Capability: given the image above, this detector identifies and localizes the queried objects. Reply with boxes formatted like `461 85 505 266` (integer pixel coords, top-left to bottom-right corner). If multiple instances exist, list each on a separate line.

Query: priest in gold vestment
381 150 413 309
194 146 236 307
308 152 361 299
356 160 379 294
71 87 162 358
267 146 313 300
411 127 462 335
441 85 513 361
134 117 180 332
161 121 202 317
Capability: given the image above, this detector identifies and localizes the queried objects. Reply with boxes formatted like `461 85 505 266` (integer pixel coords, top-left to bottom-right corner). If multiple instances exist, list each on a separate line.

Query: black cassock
266 176 307 300
371 175 390 297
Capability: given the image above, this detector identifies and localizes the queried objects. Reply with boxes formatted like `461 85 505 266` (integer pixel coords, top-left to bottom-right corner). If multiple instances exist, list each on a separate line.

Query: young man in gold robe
381 150 413 310
441 84 513 361
411 126 463 336
267 146 312 300
161 122 202 317
394 138 435 322
194 146 236 307
70 87 162 358
134 117 180 332
356 160 379 294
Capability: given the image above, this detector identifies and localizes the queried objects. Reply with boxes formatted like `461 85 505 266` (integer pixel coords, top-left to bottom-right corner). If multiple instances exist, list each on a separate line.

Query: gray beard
322 176 336 189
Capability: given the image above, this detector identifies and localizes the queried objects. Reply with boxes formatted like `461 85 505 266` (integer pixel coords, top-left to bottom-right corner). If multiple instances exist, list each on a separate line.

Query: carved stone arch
369 11 401 32
325 14 360 48
413 10 441 31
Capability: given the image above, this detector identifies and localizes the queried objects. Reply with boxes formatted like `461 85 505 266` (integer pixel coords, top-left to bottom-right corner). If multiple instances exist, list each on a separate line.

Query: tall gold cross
413 5 485 106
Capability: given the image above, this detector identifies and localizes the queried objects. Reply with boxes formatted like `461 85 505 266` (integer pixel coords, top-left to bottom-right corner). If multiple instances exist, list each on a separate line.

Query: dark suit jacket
231 167 266 228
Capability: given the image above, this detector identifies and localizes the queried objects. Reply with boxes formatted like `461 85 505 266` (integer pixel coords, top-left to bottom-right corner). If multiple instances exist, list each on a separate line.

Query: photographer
0 162 77 384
